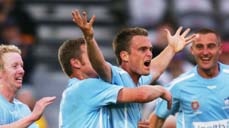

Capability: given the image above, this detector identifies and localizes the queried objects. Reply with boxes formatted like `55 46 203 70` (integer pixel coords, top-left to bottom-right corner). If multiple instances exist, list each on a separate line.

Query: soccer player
0 44 55 128
71 10 195 127
150 28 229 128
58 38 171 128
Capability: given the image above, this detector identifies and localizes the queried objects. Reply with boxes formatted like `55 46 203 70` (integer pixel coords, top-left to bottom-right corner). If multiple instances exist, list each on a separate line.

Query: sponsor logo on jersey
193 119 229 128
223 96 229 109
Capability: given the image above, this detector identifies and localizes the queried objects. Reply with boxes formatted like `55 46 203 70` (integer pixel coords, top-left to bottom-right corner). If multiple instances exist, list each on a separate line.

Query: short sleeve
71 79 123 108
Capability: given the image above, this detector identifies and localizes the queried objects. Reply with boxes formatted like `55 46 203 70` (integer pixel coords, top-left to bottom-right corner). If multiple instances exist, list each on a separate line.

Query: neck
197 64 219 78
0 85 15 102
130 73 140 85
121 65 140 85
70 73 85 80
70 70 94 80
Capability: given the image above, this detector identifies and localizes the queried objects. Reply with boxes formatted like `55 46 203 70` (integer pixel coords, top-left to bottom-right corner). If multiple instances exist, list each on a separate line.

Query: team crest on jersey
191 100 199 111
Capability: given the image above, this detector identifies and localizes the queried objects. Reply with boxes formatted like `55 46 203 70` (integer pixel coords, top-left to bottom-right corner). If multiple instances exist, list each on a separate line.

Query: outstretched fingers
175 26 183 36
82 11 89 25
89 15 96 26
185 34 196 45
71 9 95 38
31 96 56 121
35 96 56 110
181 28 191 38
40 96 56 106
164 28 171 39
72 10 80 20
72 10 95 26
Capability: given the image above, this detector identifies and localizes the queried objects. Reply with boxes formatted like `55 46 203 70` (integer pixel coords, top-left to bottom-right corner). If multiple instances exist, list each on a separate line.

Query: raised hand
165 26 196 53
30 96 56 121
72 9 96 40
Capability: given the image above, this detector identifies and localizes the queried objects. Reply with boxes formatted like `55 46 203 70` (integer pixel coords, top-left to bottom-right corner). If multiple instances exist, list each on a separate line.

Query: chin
16 83 23 89
141 71 150 76
199 65 213 71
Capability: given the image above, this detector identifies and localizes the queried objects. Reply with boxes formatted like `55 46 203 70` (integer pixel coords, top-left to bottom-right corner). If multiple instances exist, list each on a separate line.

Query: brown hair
58 38 85 77
112 27 148 64
196 28 221 45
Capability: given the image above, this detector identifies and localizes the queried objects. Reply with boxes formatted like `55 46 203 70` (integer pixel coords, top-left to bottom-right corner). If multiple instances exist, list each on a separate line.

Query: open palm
166 27 196 53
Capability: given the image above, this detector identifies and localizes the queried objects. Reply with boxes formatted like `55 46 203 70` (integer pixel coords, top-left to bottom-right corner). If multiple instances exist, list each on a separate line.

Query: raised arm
150 27 196 81
72 10 112 82
0 96 56 128
117 85 171 109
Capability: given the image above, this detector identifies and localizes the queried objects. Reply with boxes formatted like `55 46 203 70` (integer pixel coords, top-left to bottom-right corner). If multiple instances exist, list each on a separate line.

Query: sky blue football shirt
0 94 38 128
108 64 153 128
155 62 229 128
59 77 123 128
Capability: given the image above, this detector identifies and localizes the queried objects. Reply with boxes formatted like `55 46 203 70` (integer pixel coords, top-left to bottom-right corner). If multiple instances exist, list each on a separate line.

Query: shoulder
65 78 115 95
108 63 127 74
220 63 229 74
167 68 196 90
14 99 31 110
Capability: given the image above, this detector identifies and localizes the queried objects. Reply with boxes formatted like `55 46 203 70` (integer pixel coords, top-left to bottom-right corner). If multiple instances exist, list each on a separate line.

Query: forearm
143 85 168 102
149 114 165 128
71 9 112 82
117 85 167 103
85 37 112 82
150 46 175 80
0 115 36 128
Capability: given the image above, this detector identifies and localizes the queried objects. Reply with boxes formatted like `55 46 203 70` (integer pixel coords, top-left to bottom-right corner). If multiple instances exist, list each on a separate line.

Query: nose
147 49 153 57
202 47 209 55
18 66 25 75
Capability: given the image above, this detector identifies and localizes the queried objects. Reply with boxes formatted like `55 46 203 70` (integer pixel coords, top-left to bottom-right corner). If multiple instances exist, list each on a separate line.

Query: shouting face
122 35 153 77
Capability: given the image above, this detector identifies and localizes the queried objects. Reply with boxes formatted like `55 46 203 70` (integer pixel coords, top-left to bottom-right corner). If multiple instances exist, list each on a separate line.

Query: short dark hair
112 27 148 65
58 38 85 77
196 28 221 45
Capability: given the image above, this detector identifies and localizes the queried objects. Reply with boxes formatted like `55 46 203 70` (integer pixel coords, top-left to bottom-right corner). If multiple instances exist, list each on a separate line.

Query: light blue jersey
0 94 38 128
109 64 153 128
155 62 229 128
59 78 123 128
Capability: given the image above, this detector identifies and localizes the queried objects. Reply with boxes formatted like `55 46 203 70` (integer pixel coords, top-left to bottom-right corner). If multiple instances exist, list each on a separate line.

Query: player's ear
120 51 129 62
70 58 81 69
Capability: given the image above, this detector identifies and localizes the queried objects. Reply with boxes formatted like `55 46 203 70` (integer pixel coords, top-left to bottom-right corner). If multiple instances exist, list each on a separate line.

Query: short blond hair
0 44 21 70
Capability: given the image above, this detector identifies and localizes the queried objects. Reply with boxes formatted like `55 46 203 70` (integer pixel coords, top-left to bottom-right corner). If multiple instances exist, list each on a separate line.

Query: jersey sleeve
139 74 153 85
73 79 123 108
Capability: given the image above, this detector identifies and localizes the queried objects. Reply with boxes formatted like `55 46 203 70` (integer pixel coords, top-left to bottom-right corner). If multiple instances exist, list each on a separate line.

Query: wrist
166 45 176 55
84 35 94 42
